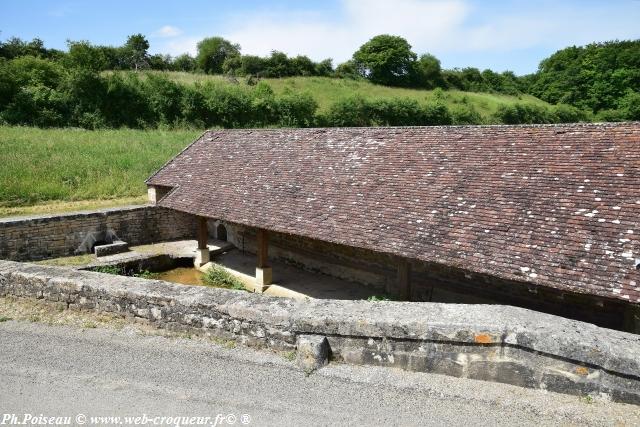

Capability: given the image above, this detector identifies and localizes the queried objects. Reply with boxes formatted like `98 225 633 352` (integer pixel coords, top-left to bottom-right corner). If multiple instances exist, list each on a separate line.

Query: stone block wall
1 260 639 404
0 206 197 261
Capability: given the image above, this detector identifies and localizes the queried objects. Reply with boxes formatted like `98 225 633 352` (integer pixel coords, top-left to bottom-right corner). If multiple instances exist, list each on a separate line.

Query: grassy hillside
0 126 199 213
0 75 558 216
133 71 552 119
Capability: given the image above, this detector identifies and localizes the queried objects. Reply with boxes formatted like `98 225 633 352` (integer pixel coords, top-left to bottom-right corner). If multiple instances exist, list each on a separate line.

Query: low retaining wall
1 260 639 404
0 206 197 261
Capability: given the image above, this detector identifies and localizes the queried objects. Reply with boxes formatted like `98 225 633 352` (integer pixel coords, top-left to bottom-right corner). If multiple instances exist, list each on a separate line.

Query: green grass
0 126 200 208
136 71 552 116
203 265 247 291
1 74 553 213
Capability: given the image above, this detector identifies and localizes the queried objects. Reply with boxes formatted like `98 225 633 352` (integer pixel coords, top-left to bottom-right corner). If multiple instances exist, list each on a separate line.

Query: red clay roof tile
147 123 640 304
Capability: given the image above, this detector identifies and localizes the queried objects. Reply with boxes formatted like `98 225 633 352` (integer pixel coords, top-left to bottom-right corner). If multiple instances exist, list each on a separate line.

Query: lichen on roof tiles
147 123 640 304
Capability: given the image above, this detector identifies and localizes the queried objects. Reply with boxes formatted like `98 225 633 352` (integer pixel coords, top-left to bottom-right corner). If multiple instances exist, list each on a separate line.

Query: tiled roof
147 123 640 304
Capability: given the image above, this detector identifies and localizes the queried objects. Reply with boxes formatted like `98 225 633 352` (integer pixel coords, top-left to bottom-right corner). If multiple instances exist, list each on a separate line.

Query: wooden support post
197 217 208 249
257 228 269 268
397 258 411 301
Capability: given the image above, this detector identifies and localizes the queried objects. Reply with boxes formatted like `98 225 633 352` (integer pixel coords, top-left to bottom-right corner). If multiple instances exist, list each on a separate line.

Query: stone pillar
194 217 210 267
255 229 272 292
147 185 170 205
396 258 411 301
147 186 159 205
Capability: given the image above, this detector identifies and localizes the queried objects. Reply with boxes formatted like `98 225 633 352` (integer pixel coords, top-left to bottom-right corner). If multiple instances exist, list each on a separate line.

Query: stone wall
1 260 638 404
0 206 197 261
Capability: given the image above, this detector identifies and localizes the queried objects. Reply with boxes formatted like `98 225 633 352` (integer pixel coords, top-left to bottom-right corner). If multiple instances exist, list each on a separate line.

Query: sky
2 0 640 75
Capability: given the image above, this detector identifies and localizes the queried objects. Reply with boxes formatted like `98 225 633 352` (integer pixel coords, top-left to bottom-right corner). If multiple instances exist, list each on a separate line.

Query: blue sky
2 0 640 75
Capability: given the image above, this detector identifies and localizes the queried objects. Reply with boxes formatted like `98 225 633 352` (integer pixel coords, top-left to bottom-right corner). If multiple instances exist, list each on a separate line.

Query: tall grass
136 72 551 117
0 126 199 207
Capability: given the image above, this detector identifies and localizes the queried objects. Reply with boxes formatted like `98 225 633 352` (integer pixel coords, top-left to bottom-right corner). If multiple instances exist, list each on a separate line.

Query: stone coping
0 205 150 225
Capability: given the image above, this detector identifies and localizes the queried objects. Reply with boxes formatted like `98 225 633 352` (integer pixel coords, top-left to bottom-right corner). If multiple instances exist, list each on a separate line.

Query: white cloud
159 36 200 56
222 0 469 63
154 25 183 38
151 0 640 69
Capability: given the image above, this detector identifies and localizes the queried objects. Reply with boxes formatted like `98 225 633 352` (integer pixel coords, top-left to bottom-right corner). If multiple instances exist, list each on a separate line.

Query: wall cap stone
0 205 151 226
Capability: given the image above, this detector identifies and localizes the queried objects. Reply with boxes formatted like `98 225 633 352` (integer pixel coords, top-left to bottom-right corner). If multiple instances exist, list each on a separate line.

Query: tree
264 51 292 77
315 58 333 76
123 34 149 71
148 54 173 70
335 60 360 79
290 55 315 76
196 37 240 74
173 54 196 72
65 40 109 71
528 40 640 112
416 53 443 89
0 36 62 60
352 35 417 86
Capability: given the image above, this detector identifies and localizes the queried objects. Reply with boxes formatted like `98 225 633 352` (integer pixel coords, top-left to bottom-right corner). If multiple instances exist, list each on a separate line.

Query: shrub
551 104 589 123
370 98 424 126
141 73 185 125
324 96 373 127
492 103 555 124
1 85 70 127
201 83 254 128
451 104 483 125
102 73 153 128
617 90 640 120
203 265 246 290
276 91 318 127
595 109 627 122
422 102 453 125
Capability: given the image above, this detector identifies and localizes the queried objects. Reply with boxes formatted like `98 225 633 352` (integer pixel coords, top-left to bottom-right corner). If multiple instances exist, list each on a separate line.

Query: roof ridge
144 129 209 185
199 122 640 133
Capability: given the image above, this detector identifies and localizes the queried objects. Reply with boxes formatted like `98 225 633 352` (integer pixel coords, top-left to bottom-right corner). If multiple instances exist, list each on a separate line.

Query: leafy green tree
196 37 240 74
173 54 196 72
416 53 443 89
65 40 109 71
264 51 292 77
0 37 52 59
352 35 417 86
290 55 316 76
148 54 173 70
123 34 149 71
617 90 640 120
313 58 332 76
529 40 640 112
334 60 361 79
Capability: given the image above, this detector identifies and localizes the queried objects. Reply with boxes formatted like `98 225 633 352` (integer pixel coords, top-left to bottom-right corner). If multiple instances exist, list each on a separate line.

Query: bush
617 90 640 120
324 96 455 127
141 74 185 126
422 102 453 125
492 103 555 124
276 91 318 127
1 85 70 127
101 73 153 128
203 265 246 290
595 109 627 122
551 104 589 123
370 98 423 126
324 96 373 127
451 104 483 125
